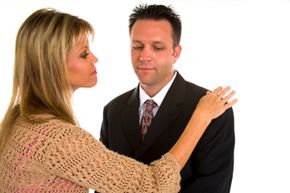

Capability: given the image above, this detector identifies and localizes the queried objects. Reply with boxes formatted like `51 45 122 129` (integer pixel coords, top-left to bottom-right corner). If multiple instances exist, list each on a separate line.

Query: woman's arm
43 86 236 193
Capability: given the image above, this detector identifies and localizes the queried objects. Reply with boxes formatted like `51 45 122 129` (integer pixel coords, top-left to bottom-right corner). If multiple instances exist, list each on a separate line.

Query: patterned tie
140 99 157 140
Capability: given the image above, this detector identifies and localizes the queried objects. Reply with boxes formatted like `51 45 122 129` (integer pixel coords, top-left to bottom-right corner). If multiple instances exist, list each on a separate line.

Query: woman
0 8 237 192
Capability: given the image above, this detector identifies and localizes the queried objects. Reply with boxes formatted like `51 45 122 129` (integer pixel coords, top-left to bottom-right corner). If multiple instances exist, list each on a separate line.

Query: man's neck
142 71 176 97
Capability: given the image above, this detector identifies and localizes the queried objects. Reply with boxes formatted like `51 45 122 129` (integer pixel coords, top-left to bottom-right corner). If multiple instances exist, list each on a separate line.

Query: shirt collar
139 71 177 107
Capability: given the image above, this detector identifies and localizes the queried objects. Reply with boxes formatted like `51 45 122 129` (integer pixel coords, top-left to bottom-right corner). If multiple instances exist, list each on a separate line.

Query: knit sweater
0 114 181 193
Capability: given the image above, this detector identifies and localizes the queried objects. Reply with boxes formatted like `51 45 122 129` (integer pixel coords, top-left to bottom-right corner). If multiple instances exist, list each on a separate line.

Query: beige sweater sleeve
41 120 181 193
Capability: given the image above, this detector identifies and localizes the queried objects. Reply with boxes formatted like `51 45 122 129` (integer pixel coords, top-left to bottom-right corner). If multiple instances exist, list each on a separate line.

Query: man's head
129 4 182 96
129 4 181 48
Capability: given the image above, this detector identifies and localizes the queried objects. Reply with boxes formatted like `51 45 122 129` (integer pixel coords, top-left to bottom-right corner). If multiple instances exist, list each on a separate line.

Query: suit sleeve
100 104 109 147
182 108 235 193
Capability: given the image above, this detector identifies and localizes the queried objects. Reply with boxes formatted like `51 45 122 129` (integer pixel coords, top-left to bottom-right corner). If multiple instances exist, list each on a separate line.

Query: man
100 4 235 193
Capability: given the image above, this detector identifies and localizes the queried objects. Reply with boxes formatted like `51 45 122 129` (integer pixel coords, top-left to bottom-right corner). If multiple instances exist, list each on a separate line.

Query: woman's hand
196 86 238 120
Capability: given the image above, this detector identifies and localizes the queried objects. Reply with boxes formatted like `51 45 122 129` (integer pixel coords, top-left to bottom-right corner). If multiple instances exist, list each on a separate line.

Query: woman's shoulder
22 113 75 130
17 113 98 151
17 113 90 140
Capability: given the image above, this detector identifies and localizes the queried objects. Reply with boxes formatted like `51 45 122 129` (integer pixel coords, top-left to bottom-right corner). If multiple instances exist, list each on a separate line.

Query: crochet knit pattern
0 114 181 193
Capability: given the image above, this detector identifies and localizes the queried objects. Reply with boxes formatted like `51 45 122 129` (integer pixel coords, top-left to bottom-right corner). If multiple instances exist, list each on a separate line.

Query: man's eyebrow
131 40 166 45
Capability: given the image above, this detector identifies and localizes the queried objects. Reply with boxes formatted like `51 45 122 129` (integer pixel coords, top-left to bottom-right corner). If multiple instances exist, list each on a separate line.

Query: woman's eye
81 51 89 58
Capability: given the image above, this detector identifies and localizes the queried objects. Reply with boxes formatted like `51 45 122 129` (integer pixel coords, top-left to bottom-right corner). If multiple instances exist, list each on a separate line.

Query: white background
0 0 290 192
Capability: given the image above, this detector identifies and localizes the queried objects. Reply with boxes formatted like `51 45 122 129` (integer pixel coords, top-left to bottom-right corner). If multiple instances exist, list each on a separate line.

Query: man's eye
153 47 164 51
133 45 143 50
81 51 89 58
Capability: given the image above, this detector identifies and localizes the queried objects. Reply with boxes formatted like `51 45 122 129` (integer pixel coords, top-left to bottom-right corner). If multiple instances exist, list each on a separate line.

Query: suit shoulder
105 88 136 107
184 80 235 118
184 80 208 95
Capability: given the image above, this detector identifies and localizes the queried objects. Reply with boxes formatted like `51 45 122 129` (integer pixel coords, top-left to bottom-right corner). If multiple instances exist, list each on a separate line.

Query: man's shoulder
105 87 137 107
181 79 208 96
185 80 206 90
175 72 208 93
183 79 234 118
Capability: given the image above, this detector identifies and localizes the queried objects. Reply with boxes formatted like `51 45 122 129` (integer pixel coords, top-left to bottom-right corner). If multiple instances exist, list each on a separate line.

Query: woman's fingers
222 90 235 103
224 99 238 110
199 86 237 120
220 88 238 109
213 86 223 94
219 86 231 98
211 86 238 107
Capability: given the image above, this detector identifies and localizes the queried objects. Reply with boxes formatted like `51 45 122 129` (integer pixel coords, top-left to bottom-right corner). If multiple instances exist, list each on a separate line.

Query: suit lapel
135 72 187 157
121 87 141 153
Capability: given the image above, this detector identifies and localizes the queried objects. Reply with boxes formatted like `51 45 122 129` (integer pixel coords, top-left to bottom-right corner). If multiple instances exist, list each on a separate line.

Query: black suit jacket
100 72 235 193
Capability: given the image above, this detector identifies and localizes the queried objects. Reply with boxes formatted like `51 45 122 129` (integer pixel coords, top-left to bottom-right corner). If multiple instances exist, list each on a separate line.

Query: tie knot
144 99 157 110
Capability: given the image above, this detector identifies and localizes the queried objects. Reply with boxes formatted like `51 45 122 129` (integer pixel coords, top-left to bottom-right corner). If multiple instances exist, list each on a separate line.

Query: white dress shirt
139 71 177 123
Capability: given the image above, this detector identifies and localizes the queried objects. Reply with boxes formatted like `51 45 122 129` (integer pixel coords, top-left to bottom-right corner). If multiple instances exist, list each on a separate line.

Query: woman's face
67 36 98 91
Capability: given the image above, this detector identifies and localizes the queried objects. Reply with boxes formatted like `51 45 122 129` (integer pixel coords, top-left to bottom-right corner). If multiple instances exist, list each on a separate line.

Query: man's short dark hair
129 4 182 47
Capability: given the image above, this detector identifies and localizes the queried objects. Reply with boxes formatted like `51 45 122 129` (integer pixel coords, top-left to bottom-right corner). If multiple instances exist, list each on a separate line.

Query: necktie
140 99 157 140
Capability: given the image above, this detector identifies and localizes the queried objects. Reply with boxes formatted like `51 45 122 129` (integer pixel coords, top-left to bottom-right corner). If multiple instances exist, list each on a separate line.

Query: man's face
130 19 181 95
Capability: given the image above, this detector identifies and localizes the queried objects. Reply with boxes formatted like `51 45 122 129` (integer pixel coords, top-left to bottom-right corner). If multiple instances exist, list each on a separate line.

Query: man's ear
173 45 182 63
